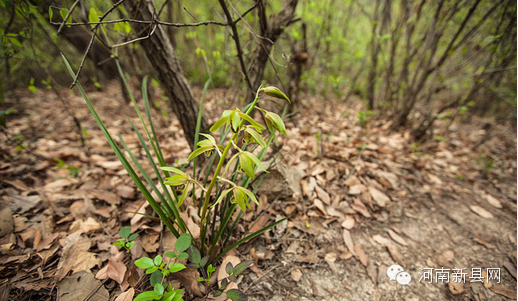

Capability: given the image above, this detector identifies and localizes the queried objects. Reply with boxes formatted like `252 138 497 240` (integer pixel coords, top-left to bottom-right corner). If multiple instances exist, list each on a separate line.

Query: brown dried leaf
313 199 327 215
107 256 127 285
69 217 101 234
354 243 368 267
291 269 303 282
115 288 135 301
473 237 495 249
368 187 390 207
437 250 454 266
484 194 502 209
91 190 120 205
315 186 331 205
56 232 101 280
342 229 356 256
324 252 338 273
386 244 404 268
470 205 493 219
343 176 361 187
366 260 377 285
372 235 391 246
57 271 109 301
348 184 365 195
387 229 407 246
341 215 355 230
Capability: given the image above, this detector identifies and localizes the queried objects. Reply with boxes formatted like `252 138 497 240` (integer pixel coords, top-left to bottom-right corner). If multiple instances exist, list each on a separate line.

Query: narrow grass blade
127 118 187 232
61 53 179 237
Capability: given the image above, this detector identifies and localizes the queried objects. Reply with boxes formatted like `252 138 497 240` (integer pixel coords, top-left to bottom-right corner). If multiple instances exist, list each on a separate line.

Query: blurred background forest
0 0 516 138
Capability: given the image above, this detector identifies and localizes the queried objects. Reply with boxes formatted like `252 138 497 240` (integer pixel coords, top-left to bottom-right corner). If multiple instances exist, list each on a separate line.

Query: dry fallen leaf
366 261 377 285
315 186 331 205
372 235 391 246
473 237 495 249
354 243 368 267
291 268 303 282
324 252 338 273
470 205 494 219
387 229 407 246
437 250 454 266
117 185 135 199
343 176 361 187
115 288 135 301
348 184 365 195
57 271 109 301
387 244 404 268
313 198 327 215
342 229 356 256
484 194 502 209
56 232 101 280
69 217 101 234
341 215 355 230
368 187 390 207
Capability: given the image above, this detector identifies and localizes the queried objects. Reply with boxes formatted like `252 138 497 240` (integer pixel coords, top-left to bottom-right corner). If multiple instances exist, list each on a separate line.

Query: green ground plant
62 54 290 301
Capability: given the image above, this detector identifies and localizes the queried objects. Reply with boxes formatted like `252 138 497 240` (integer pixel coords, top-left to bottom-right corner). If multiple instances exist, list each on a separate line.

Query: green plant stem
199 92 261 253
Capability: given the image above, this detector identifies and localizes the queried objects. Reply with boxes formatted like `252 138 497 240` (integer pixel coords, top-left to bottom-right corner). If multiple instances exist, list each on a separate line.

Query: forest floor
0 82 516 301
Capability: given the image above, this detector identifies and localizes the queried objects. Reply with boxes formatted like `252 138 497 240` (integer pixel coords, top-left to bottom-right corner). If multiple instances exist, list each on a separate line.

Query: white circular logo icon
387 265 404 281
396 271 412 285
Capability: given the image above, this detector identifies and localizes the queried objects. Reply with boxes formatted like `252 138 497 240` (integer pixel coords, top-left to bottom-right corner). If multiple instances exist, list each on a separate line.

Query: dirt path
0 85 516 300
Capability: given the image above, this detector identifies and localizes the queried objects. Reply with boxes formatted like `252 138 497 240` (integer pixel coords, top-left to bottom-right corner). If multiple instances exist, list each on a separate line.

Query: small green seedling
211 261 253 301
55 158 81 177
113 226 138 253
133 233 192 301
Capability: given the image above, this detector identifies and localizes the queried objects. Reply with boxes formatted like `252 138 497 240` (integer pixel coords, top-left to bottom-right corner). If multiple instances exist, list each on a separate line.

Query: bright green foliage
55 158 81 177
133 233 193 301
112 226 138 253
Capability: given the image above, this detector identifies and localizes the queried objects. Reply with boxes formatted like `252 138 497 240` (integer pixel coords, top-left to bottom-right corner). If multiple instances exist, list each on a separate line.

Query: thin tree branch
218 0 254 93
50 18 229 27
56 0 80 35
111 22 158 48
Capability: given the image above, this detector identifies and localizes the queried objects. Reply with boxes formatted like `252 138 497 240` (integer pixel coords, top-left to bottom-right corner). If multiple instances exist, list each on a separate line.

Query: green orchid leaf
210 115 228 132
211 188 233 208
239 186 259 206
243 152 267 172
238 111 265 130
177 185 189 207
159 166 186 175
187 145 213 161
245 127 266 147
164 174 189 186
261 86 290 103
239 153 255 179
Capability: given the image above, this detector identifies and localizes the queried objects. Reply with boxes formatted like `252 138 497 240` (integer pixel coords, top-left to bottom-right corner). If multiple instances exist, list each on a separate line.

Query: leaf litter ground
0 82 516 300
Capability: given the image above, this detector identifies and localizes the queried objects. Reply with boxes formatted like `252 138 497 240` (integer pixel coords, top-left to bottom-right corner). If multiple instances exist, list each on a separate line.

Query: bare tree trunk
124 0 208 149
366 0 381 110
